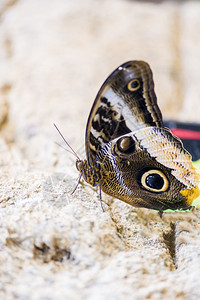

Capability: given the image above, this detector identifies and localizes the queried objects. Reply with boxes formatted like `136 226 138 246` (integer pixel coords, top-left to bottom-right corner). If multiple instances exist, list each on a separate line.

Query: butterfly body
76 61 200 211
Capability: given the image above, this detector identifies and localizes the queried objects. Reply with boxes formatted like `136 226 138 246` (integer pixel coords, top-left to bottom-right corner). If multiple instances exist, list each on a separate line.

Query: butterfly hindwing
96 127 200 211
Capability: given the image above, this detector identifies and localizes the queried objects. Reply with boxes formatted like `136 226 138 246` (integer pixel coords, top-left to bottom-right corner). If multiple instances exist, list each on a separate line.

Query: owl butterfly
73 61 200 211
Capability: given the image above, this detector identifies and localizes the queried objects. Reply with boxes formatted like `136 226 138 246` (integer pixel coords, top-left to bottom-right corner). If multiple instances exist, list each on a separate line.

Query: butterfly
62 61 200 212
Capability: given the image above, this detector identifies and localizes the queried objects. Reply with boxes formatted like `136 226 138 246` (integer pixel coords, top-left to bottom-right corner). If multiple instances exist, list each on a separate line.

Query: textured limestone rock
0 0 200 299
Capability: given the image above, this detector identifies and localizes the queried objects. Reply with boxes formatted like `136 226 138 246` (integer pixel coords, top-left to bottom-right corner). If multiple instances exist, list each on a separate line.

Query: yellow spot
180 186 200 205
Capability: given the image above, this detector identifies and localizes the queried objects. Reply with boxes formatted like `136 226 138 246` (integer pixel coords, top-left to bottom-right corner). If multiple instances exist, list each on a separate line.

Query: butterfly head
76 159 102 187
76 159 84 173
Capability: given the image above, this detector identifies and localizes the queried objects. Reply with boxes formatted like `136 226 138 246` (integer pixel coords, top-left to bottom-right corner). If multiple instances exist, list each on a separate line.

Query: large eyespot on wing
138 168 169 193
134 126 200 189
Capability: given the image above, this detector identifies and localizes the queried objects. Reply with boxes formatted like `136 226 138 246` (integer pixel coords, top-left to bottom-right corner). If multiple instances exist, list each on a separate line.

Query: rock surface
0 0 200 299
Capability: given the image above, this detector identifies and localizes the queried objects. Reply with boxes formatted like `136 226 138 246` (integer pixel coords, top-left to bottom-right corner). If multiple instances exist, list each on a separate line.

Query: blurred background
0 0 200 171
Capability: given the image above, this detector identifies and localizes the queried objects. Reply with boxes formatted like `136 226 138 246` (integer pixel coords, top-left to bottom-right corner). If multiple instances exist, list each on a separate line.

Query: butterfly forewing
86 61 164 166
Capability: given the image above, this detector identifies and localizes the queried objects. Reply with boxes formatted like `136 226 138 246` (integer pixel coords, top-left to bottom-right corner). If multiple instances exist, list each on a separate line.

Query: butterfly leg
98 184 104 212
71 171 83 195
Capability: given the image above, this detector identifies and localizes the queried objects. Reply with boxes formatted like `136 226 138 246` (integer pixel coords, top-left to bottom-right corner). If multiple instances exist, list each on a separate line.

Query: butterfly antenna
54 123 80 160
54 141 77 157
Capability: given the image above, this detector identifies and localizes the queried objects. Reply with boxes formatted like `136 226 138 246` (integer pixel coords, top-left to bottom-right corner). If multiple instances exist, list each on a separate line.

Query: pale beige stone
0 0 200 299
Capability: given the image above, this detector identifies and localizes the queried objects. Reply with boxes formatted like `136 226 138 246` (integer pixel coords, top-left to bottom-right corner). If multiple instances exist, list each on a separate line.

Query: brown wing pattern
85 60 163 166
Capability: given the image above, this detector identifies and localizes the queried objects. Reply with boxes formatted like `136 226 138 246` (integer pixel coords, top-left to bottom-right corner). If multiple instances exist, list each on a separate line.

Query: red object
171 128 200 140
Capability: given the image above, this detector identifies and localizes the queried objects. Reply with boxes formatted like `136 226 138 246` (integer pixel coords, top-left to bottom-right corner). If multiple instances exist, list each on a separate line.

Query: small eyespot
140 169 169 192
127 79 140 91
112 110 118 119
117 136 135 154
